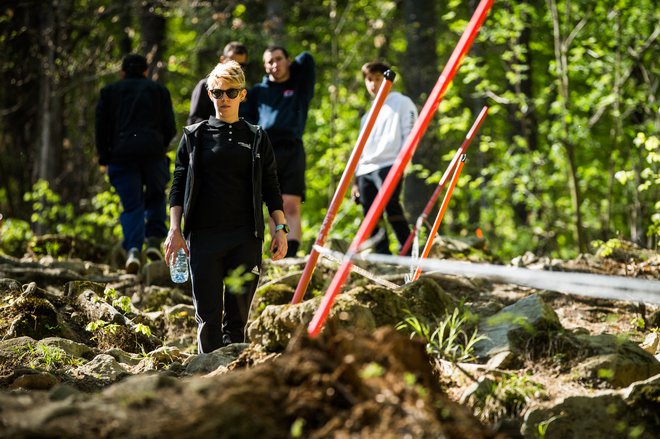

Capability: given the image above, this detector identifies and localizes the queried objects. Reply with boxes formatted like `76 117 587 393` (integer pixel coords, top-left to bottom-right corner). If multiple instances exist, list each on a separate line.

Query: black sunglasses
209 88 242 99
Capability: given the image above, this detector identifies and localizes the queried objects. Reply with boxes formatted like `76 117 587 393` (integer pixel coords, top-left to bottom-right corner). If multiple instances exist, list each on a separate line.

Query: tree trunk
401 0 438 220
507 5 538 227
140 1 167 81
119 0 134 55
33 4 66 235
547 0 587 253
0 1 41 220
265 0 285 42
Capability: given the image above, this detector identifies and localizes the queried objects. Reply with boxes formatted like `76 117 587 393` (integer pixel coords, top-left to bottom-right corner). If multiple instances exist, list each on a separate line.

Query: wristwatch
275 224 290 234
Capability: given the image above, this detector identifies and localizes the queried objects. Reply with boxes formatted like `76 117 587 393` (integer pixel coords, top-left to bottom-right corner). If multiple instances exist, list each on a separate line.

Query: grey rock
473 294 562 361
572 334 660 388
102 373 180 399
143 260 171 286
0 278 22 294
103 347 142 366
184 343 249 375
37 337 94 359
9 371 59 390
247 294 375 351
523 373 660 439
48 383 82 401
247 278 454 352
76 354 129 381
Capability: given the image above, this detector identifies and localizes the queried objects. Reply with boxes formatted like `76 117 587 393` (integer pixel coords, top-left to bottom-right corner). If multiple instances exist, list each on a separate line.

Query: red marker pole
308 0 495 338
412 154 467 281
399 106 489 256
291 71 396 304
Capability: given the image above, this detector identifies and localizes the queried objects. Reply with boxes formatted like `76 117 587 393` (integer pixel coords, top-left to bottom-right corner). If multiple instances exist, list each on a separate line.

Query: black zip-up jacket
169 119 283 239
95 75 176 165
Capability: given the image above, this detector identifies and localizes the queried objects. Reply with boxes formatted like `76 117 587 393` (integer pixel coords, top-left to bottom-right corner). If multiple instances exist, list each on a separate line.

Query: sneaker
145 238 163 261
125 248 141 274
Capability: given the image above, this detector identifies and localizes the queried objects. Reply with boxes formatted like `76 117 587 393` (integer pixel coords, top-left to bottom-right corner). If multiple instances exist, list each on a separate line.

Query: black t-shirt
188 117 254 231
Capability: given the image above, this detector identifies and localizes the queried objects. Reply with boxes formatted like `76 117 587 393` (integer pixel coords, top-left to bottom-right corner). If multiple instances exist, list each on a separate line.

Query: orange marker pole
308 0 495 338
400 106 489 256
291 71 396 304
412 154 467 281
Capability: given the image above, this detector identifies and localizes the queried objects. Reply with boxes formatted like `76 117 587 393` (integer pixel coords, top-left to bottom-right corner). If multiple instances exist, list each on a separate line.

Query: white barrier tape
314 245 400 290
314 245 660 305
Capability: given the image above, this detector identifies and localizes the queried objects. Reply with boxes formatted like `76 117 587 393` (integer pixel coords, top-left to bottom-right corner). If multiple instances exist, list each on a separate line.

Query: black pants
189 227 262 353
357 166 411 255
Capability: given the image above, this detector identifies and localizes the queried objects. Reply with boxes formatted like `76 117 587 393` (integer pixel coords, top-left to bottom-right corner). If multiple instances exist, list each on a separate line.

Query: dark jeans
357 166 411 255
107 157 169 252
189 227 262 353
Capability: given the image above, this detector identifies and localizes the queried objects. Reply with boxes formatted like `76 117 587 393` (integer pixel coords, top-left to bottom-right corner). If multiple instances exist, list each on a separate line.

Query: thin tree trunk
402 0 438 220
547 0 587 253
140 1 166 81
34 4 65 235
603 12 623 240
119 0 133 55
265 0 284 42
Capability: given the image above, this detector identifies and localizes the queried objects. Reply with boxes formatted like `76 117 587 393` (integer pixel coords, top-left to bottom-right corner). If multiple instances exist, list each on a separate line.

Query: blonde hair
206 60 246 89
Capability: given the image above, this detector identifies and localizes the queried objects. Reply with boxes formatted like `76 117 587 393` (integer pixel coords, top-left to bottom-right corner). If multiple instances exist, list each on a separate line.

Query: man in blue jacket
245 46 315 257
95 54 176 273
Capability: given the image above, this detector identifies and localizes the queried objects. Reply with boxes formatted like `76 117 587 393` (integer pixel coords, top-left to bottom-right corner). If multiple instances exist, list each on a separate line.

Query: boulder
248 295 376 351
37 337 95 359
573 333 660 388
472 294 562 365
247 277 454 352
523 373 660 439
184 343 249 375
76 354 129 382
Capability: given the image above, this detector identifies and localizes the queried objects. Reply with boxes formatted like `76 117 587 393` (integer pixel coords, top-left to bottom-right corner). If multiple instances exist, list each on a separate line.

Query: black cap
121 54 148 74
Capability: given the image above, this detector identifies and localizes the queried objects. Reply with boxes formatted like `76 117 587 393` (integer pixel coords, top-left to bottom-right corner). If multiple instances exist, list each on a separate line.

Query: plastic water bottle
170 249 189 283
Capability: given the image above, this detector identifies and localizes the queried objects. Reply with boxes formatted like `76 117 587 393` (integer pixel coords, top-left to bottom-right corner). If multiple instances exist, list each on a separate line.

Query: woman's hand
164 228 188 266
270 229 288 260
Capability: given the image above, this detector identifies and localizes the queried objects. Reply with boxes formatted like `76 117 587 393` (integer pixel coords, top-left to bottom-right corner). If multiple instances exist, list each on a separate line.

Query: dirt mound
0 326 503 439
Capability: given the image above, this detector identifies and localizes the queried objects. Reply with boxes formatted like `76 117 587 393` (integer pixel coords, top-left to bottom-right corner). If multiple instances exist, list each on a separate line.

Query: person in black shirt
165 60 288 353
95 54 176 274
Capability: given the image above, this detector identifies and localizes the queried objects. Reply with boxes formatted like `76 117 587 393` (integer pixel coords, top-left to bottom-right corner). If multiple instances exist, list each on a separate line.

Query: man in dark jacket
95 54 176 273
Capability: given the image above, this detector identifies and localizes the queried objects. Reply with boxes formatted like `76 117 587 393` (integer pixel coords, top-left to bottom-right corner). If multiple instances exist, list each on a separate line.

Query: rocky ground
0 237 658 438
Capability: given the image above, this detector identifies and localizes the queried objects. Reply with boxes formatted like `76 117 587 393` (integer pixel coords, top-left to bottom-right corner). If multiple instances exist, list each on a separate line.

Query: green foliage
134 323 153 338
591 238 624 258
20 180 122 253
86 319 121 335
469 373 547 424
0 218 33 257
112 296 133 315
15 343 84 371
224 266 254 294
290 418 306 438
85 287 153 339
396 307 485 363
617 133 660 243
359 362 386 379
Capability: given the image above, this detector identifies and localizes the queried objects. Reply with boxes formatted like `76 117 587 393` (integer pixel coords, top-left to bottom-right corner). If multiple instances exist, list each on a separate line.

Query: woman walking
165 60 288 353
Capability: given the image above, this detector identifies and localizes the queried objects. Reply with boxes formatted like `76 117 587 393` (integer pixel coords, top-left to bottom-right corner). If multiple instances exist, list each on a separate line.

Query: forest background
0 0 658 261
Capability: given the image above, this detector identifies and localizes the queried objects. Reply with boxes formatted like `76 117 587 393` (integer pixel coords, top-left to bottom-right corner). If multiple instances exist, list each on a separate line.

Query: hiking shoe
145 238 163 261
125 248 141 274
